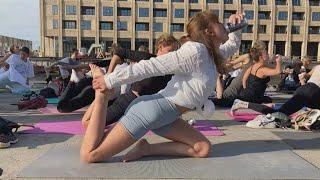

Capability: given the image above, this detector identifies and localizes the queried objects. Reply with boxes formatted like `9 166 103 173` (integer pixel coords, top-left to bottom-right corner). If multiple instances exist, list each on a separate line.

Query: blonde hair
155 33 180 52
249 41 266 62
187 10 225 73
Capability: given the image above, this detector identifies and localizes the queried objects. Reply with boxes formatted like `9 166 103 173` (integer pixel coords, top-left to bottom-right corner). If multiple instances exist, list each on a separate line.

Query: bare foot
123 139 150 162
89 64 105 78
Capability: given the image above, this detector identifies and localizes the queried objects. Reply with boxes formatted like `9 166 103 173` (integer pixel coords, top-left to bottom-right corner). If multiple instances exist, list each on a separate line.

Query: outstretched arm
107 48 154 74
93 42 201 91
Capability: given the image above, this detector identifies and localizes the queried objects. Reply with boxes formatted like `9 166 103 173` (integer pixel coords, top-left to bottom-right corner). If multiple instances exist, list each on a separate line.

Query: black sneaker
0 131 18 148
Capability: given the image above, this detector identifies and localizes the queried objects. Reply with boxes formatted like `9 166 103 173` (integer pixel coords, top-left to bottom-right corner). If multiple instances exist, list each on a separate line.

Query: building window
118 8 131 16
171 23 184 32
293 0 301 6
117 21 127 31
278 11 288 20
241 0 253 4
81 6 95 15
275 41 285 55
258 25 267 33
81 20 91 30
244 10 254 20
66 5 76 15
275 0 286 5
212 10 219 16
172 0 184 2
136 23 149 31
310 0 320 6
292 12 304 20
189 0 198 3
175 9 184 18
189 10 201 18
139 8 149 17
100 21 113 30
52 20 58 29
312 12 320 21
52 5 58 15
207 0 219 2
240 40 252 54
224 0 233 4
309 26 320 34
292 26 300 34
154 9 167 17
258 11 270 19
63 21 76 29
275 25 286 33
103 7 113 16
153 22 163 32
258 0 267 5
242 25 253 33
224 10 236 19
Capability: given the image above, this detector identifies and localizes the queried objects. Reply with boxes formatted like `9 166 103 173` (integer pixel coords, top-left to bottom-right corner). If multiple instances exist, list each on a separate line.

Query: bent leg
80 64 136 163
123 119 211 162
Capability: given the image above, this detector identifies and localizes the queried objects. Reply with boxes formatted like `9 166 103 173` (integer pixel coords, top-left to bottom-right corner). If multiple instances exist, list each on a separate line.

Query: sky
0 0 40 50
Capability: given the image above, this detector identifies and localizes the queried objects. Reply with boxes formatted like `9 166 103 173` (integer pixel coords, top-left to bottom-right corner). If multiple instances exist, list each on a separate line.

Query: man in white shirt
0 47 34 93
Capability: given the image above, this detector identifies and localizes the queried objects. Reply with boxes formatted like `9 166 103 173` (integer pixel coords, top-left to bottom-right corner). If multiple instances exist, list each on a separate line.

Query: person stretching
231 65 320 117
213 43 282 107
57 34 179 115
80 11 243 163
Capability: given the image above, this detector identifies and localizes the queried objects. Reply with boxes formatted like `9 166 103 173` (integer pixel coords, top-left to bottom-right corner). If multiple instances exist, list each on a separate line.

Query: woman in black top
57 34 180 126
213 45 282 106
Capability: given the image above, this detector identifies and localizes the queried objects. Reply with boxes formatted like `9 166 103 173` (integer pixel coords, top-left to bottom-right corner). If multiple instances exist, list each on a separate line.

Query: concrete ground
0 92 319 179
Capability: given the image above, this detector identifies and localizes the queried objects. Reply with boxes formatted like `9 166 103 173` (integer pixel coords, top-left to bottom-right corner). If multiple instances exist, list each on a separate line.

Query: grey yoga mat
19 140 320 179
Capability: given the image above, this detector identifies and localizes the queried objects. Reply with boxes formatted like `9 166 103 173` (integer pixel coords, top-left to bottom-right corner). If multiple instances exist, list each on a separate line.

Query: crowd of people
1 11 319 162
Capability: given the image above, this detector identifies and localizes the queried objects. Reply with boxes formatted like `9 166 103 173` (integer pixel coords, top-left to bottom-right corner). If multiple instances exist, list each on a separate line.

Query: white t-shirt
5 54 34 86
308 65 320 88
6 54 34 78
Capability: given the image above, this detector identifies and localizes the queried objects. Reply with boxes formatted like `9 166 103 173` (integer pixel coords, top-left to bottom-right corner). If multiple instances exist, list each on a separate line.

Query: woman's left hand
229 13 245 24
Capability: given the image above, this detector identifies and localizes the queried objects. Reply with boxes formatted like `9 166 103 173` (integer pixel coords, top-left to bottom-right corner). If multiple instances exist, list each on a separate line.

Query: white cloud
0 0 40 49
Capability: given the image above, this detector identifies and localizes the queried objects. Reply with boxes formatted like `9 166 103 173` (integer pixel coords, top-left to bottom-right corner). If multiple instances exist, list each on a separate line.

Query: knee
80 149 100 163
194 140 212 158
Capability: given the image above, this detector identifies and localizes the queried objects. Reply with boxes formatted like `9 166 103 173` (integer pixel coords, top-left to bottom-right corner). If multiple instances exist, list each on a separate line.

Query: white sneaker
70 69 80 83
246 114 276 129
230 99 249 116
188 119 196 126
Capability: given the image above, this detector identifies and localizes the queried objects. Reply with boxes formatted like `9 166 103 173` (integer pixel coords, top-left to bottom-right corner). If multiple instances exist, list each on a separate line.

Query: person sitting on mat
213 41 265 107
231 65 320 119
0 47 34 94
213 43 282 107
57 34 180 115
80 11 244 163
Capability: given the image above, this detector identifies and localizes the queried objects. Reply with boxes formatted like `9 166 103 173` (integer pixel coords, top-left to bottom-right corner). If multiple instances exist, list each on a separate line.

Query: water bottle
225 18 248 33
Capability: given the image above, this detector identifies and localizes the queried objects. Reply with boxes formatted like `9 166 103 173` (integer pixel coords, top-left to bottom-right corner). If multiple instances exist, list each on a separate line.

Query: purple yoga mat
38 105 87 115
20 120 224 136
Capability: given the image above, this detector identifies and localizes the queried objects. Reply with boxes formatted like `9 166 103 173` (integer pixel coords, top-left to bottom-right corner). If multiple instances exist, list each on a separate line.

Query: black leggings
57 77 138 125
248 83 320 116
57 78 94 113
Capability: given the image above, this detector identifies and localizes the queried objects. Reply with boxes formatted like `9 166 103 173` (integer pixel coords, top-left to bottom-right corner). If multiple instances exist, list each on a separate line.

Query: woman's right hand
275 54 282 64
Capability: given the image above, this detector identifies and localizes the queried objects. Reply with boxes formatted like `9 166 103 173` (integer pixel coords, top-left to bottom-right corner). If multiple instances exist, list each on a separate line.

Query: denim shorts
119 93 181 140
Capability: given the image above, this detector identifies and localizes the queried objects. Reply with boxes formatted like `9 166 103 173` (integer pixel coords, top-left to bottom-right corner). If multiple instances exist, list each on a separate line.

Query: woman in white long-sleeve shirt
80 11 243 163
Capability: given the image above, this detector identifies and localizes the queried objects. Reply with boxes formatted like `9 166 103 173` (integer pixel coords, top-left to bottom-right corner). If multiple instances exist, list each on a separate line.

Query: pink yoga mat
20 120 224 136
225 111 261 122
226 111 298 122
38 105 87 115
